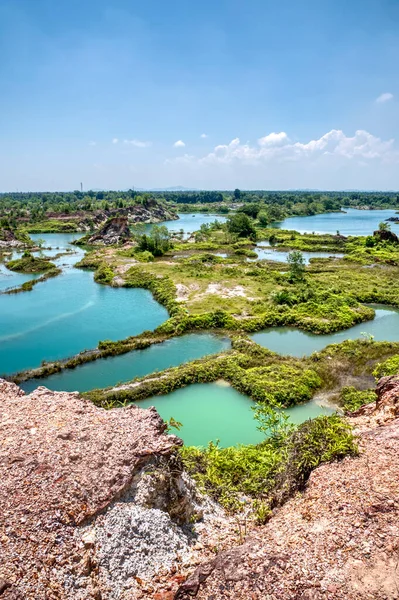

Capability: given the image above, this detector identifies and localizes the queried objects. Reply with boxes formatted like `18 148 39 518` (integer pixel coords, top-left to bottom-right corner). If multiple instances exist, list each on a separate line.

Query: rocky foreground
0 381 232 599
1 376 399 599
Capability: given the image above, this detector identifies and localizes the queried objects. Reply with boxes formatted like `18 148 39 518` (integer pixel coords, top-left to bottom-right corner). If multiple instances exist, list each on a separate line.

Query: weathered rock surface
0 227 25 248
4 374 399 599
0 380 196 599
373 228 399 243
175 377 399 600
80 202 177 233
118 201 178 224
87 216 132 245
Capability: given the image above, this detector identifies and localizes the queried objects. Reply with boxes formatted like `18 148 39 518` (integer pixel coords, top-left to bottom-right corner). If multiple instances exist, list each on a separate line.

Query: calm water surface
252 247 344 264
21 334 231 393
276 208 399 236
0 233 168 375
0 264 40 292
143 213 227 236
251 306 399 357
138 382 334 447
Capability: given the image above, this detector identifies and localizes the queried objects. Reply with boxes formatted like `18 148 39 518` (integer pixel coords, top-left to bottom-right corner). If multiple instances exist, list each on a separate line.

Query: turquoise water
252 247 344 264
0 233 168 375
143 213 227 236
276 208 399 236
21 333 231 393
138 382 334 447
251 306 399 357
0 263 40 292
0 233 82 293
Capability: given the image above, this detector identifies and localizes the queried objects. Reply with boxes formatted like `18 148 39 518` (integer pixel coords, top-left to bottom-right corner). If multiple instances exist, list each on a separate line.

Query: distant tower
80 182 83 193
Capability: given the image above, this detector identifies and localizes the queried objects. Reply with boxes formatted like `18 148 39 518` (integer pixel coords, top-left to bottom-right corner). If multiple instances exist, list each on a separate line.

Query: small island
6 251 57 273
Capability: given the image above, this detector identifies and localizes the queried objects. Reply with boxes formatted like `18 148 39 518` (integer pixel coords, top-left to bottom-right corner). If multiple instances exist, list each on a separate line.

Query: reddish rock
0 380 181 599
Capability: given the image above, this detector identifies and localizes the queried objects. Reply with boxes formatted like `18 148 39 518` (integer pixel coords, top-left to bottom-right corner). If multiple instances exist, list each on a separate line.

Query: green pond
5 213 399 448
137 382 334 447
251 305 399 357
21 333 231 393
275 208 399 236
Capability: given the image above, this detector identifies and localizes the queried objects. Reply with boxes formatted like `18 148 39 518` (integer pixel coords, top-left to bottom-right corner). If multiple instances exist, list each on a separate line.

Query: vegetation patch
23 219 80 233
181 415 357 515
6 252 57 273
1 267 62 295
373 354 399 378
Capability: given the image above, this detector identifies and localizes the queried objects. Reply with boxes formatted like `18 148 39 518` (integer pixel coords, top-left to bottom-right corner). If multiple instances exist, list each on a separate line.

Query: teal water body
137 382 334 447
21 333 231 393
276 208 399 236
0 264 40 292
252 247 344 264
251 305 399 357
0 233 80 293
143 213 227 236
0 233 168 375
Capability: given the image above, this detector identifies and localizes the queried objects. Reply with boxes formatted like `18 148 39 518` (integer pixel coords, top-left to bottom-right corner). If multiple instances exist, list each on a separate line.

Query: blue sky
1 0 398 191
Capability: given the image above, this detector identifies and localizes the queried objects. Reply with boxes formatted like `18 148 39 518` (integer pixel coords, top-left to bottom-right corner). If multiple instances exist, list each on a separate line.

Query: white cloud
195 129 397 166
258 131 289 146
123 139 152 148
89 141 96 146
112 138 119 144
376 92 394 104
200 133 208 138
173 140 186 148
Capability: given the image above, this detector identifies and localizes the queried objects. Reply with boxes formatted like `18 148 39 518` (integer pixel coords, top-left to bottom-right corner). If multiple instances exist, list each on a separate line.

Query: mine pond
3 210 399 446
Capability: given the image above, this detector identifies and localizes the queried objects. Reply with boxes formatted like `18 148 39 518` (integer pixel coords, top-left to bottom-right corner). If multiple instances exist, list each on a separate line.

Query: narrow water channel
252 247 344 263
21 333 231 393
251 305 399 357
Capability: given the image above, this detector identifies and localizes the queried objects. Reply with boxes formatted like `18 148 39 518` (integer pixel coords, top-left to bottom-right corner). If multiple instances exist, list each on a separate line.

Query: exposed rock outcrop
0 227 26 248
79 202 177 233
87 216 132 245
373 229 399 243
174 377 399 600
0 380 221 599
118 201 178 224
4 374 399 600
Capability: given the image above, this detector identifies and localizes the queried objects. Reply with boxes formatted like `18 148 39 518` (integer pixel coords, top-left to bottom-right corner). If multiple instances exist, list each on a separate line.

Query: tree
378 221 390 232
226 213 256 240
257 211 270 227
137 225 171 256
268 205 285 221
238 203 261 218
233 188 241 200
287 251 305 282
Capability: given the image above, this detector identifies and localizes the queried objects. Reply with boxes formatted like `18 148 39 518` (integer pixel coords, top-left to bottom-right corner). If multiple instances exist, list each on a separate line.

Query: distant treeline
0 189 398 227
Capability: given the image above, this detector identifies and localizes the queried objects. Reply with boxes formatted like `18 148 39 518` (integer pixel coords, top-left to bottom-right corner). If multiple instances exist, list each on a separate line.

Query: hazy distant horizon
1 187 399 195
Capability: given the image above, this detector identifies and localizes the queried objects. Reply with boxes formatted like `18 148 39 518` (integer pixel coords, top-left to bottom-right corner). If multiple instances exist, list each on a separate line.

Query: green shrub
94 263 115 284
6 254 56 273
181 415 357 512
373 355 399 378
339 386 377 412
